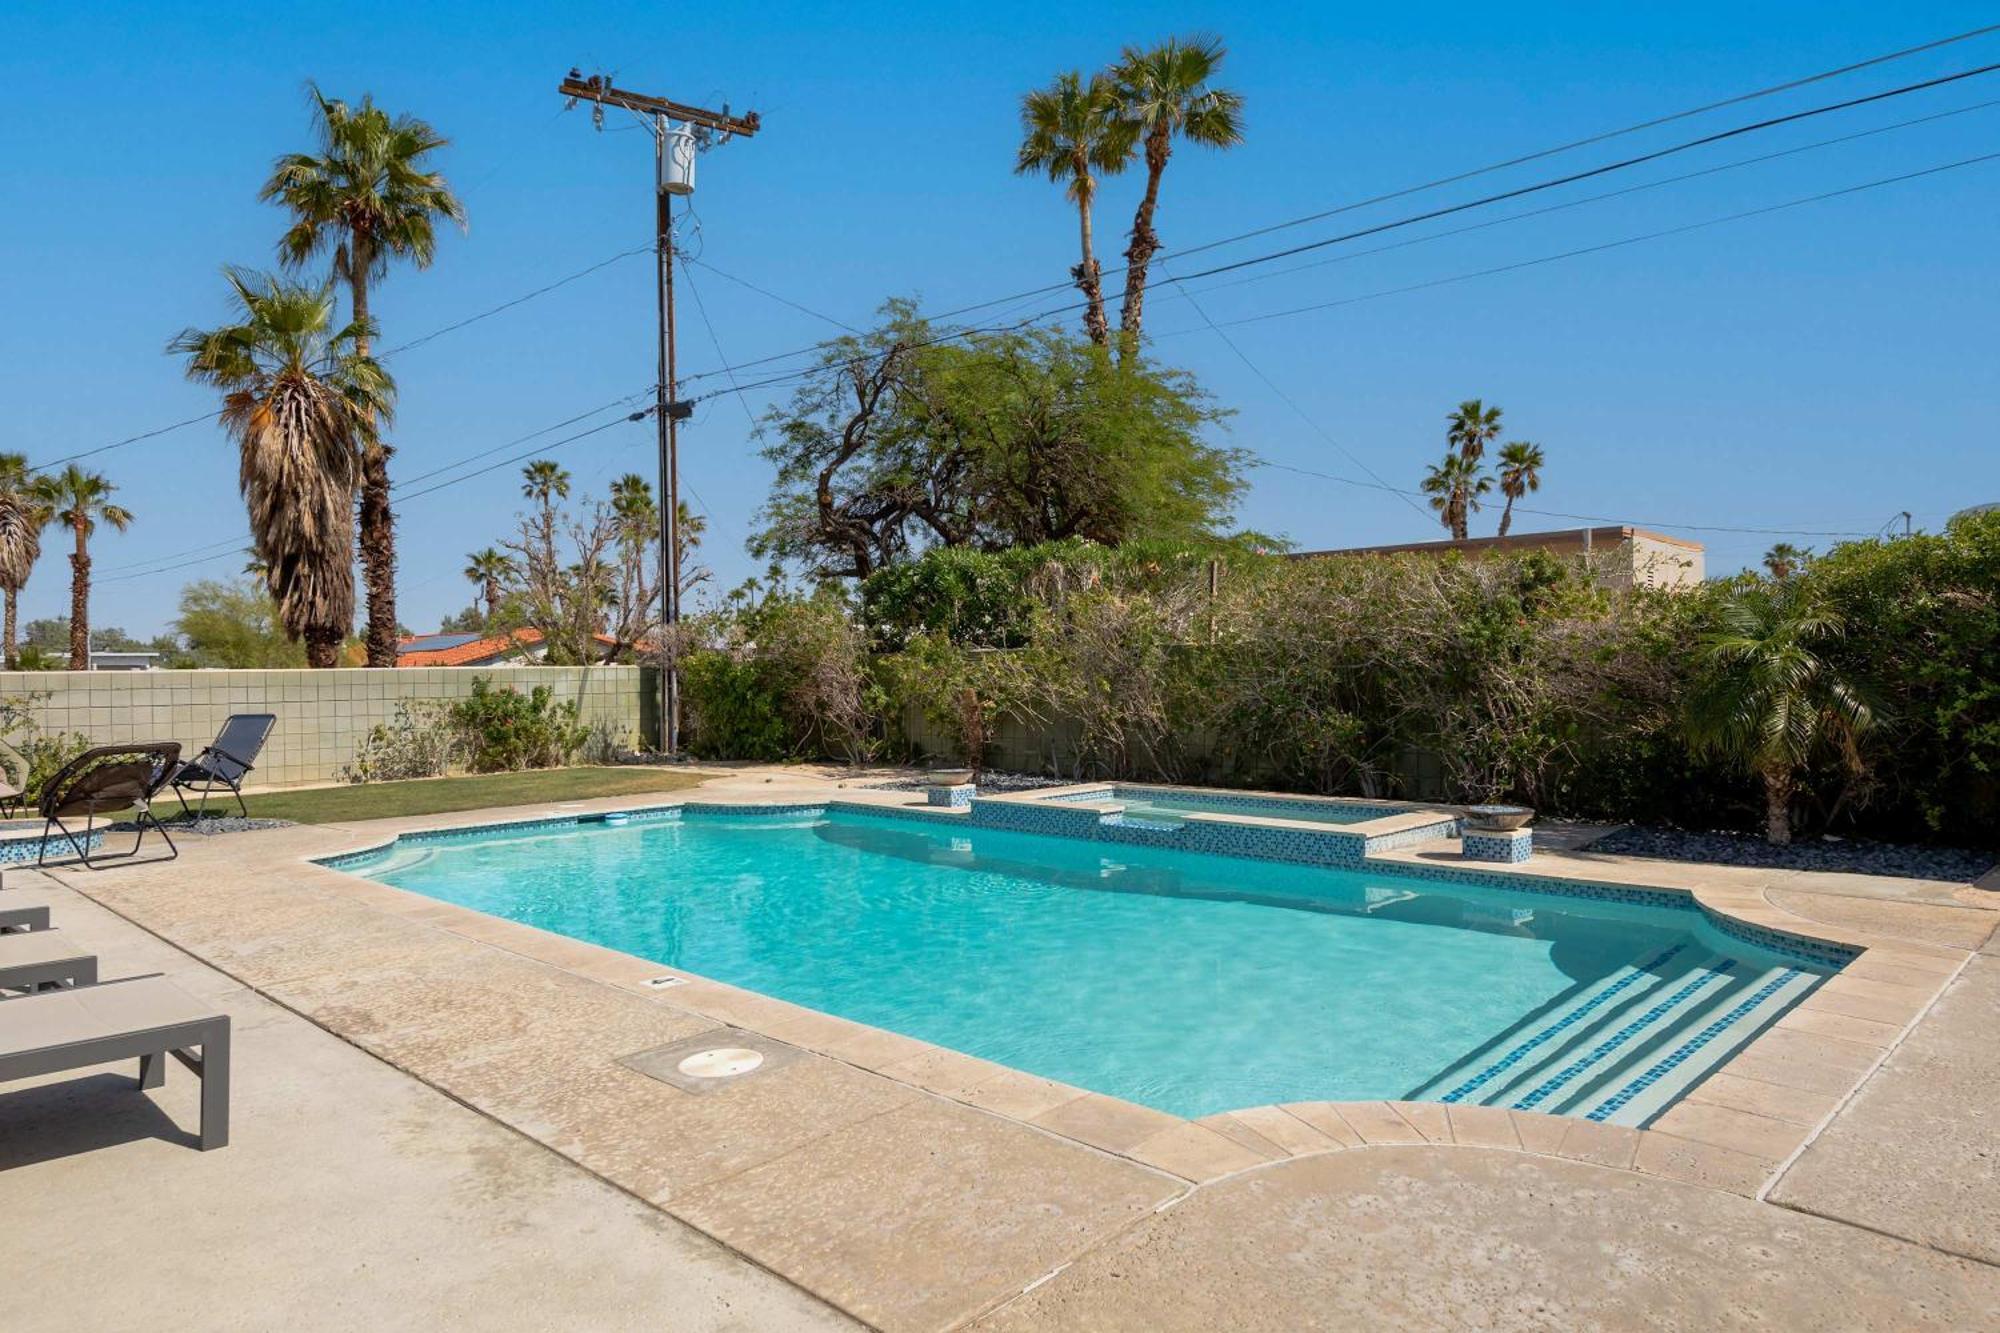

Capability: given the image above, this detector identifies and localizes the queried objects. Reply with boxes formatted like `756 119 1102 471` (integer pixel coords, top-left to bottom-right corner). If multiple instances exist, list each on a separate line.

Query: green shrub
447 677 588 773
681 590 881 763
340 701 457 784
681 649 790 761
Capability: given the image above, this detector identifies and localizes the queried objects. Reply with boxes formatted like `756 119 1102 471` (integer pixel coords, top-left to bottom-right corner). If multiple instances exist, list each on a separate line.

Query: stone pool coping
35 770 1994 1328
308 783 1969 1195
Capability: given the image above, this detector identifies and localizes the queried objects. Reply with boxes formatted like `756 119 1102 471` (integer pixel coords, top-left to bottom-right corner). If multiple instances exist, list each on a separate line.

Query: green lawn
223 766 713 825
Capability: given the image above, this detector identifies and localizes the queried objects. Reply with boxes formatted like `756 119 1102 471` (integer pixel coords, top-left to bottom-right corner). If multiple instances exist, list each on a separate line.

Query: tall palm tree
1015 71 1136 348
1685 582 1875 845
1446 399 1504 468
34 466 133 670
1420 452 1490 541
1494 441 1545 538
1762 542 1811 580
1113 35 1245 358
0 453 52 669
262 84 465 668
520 459 571 579
171 269 393 668
463 548 514 624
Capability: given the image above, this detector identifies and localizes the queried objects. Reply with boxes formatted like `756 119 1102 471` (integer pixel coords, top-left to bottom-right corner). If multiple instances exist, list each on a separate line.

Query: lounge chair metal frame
35 743 183 871
169 713 277 820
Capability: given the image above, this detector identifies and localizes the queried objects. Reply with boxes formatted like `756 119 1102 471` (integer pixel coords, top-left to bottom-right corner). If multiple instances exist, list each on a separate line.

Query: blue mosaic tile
1463 829 1534 863
0 827 107 863
1511 961 1738 1111
1438 943 1689 1104
1586 968 1807 1122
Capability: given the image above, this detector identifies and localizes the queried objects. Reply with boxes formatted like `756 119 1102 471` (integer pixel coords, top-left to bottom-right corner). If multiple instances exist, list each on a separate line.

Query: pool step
1407 948 1821 1127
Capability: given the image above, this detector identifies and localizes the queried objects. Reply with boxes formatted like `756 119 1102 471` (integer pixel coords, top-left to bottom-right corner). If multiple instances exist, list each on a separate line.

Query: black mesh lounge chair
37 742 183 869
169 713 276 819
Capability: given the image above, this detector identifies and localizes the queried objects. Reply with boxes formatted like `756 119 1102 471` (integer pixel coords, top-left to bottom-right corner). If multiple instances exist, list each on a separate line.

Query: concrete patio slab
0 882 850 1332
670 1095 1182 1332
1768 951 1998 1266
974 1148 2000 1331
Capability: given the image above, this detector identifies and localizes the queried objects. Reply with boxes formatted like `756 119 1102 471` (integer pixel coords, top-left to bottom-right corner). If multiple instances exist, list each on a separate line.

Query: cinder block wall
0 666 649 788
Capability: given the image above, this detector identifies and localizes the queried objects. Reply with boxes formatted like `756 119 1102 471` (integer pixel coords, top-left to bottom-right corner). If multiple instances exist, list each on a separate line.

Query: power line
678 58 2000 403
393 410 650 504
667 29 2000 387
686 257 860 332
380 243 654 356
1163 24 2000 265
1176 95 2000 303
1251 460 1881 539
1183 149 2000 334
1158 259 1430 522
393 389 654 491
32 245 659 472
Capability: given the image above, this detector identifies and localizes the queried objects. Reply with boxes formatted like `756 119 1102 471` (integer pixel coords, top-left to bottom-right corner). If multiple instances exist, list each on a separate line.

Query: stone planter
1465 804 1535 832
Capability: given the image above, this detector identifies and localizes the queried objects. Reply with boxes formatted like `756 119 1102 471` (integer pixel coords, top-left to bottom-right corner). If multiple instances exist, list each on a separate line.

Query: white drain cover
676 1047 765 1079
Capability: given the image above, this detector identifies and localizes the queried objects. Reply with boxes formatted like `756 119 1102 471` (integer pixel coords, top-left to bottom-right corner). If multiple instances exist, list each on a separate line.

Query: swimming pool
330 805 1839 1125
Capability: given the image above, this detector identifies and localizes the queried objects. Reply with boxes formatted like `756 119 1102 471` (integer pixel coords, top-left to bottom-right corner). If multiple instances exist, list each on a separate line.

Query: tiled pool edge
294 811 1971 1202
314 795 1854 972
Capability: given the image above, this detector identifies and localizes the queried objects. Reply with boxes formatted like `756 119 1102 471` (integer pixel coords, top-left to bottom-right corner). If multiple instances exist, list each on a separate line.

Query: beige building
1293 526 1705 590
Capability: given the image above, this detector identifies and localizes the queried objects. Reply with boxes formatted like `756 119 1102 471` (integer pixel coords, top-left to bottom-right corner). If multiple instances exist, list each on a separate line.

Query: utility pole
559 71 759 755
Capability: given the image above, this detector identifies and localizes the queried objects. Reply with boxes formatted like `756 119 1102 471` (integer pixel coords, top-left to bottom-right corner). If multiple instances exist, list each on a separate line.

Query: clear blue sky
4 3 1996 636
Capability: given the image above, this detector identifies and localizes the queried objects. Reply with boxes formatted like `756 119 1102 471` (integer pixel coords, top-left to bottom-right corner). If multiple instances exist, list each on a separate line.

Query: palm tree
1763 542 1811 580
1494 441 1545 537
1421 452 1490 541
463 548 515 623
1112 35 1245 358
0 453 52 669
34 466 133 669
674 499 710 604
520 459 571 579
262 85 465 669
1016 71 1136 348
1446 399 1504 468
1685 582 1875 845
171 269 393 668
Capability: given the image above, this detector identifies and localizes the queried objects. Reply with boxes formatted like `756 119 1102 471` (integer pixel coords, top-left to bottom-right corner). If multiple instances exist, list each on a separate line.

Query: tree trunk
1498 496 1516 538
303 624 343 670
351 259 398 668
1073 163 1108 347
68 531 89 671
484 575 502 623
358 443 398 665
3 585 16 671
1118 129 1171 362
1762 769 1794 846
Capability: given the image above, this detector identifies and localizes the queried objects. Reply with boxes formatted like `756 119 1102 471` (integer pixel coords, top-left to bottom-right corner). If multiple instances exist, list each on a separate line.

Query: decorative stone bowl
1465 804 1534 832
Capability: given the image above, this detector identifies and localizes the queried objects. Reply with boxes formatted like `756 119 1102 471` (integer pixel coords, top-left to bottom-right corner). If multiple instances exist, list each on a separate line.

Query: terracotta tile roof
395 628 624 667
397 627 547 667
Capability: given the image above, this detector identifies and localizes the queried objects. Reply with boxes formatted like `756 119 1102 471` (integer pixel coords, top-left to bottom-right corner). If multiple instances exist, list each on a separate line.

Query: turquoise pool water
335 807 1833 1124
1092 786 1396 827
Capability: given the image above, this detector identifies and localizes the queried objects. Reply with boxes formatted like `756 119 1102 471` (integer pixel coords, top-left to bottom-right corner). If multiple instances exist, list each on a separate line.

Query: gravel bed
112 815 298 836
866 771 1070 794
1584 825 1995 883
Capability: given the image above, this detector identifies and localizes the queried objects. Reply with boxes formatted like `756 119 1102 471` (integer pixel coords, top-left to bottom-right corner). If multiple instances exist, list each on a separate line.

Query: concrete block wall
0 666 649 788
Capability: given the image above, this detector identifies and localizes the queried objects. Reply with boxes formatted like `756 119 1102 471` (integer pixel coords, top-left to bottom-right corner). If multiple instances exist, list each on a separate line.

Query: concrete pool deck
5 764 1996 1330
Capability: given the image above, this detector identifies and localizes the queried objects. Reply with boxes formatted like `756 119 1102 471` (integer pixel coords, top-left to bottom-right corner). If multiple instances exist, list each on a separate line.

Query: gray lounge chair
0 929 97 991
36 743 183 869
0 973 230 1150
170 713 276 820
